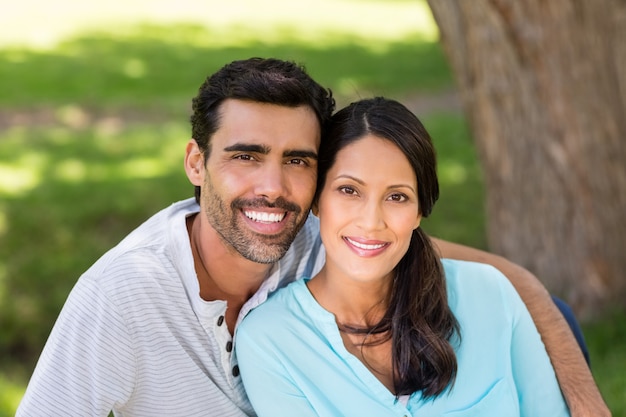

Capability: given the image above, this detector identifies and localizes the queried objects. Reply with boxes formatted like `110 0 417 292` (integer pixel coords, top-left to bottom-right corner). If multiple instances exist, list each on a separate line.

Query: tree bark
427 0 626 319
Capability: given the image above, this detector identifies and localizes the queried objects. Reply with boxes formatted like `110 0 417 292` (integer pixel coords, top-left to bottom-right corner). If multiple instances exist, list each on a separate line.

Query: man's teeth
244 211 286 223
346 238 385 250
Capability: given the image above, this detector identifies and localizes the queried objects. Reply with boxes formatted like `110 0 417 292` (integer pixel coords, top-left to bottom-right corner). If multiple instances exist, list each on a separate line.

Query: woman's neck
307 266 397 393
306 266 392 329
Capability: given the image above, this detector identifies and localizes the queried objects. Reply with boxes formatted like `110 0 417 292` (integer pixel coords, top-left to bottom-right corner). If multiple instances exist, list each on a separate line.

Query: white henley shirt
16 198 324 417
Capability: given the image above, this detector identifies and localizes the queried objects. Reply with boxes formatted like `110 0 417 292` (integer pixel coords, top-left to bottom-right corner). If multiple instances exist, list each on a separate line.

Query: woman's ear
311 200 320 217
414 212 422 230
184 139 205 186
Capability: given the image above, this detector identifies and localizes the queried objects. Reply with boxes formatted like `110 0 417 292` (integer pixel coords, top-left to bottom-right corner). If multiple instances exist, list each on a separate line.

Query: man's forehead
214 99 321 150
218 98 317 118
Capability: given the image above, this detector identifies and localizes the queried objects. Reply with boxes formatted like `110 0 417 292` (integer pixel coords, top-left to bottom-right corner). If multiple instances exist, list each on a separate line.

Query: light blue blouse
235 259 570 416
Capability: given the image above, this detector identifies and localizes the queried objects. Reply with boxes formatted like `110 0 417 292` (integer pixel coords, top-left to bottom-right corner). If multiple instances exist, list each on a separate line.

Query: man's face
195 99 320 263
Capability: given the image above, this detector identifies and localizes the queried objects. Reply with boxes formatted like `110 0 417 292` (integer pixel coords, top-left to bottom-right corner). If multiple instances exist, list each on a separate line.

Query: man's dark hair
190 57 335 202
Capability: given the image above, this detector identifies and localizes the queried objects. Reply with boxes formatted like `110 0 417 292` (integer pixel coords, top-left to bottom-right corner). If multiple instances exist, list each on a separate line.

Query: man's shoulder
83 198 198 285
123 198 198 244
276 214 322 280
291 213 320 250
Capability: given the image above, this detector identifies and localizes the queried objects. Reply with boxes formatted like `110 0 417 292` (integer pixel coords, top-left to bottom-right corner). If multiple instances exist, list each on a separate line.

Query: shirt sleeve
16 275 136 416
236 320 321 417
503 278 571 416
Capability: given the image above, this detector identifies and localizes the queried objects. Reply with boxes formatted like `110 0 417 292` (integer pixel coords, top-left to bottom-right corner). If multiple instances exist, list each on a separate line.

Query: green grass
0 1 624 416
583 309 626 417
0 26 450 111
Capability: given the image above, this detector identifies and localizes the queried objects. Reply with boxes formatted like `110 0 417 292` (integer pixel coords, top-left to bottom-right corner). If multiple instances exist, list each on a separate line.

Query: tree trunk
427 0 626 319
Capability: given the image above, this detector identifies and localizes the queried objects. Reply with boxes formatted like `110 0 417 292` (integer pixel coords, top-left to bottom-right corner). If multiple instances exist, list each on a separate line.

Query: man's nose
254 162 288 200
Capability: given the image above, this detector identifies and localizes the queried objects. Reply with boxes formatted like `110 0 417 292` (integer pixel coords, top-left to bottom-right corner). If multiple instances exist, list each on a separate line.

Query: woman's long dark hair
316 97 460 399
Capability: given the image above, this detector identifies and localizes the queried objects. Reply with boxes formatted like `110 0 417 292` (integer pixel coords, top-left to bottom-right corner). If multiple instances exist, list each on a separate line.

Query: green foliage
0 123 191 367
421 113 487 249
0 374 25 417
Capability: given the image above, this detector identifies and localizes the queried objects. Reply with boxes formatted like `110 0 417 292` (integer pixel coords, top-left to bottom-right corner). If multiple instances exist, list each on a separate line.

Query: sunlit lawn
0 1 624 416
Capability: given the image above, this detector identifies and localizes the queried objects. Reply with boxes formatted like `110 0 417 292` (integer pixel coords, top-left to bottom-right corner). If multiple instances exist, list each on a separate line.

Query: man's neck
186 214 274 333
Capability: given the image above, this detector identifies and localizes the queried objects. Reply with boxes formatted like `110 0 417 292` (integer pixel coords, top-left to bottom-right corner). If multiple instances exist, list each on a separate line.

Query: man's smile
244 210 287 223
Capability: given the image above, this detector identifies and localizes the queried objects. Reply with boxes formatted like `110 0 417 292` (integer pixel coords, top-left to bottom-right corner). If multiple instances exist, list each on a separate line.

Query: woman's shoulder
441 258 506 285
441 259 520 315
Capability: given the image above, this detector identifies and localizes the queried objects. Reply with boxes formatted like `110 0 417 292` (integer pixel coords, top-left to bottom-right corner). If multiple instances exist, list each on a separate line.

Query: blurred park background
0 0 624 415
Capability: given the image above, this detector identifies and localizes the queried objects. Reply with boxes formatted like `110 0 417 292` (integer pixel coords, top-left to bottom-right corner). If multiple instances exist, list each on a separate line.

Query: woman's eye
339 186 357 195
389 193 408 202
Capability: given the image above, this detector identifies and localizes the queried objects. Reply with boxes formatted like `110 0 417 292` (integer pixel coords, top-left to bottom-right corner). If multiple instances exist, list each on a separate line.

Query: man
17 58 608 416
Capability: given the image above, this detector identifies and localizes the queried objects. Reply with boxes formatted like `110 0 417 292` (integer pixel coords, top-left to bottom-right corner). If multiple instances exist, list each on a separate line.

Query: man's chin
229 216 306 263
239 241 291 264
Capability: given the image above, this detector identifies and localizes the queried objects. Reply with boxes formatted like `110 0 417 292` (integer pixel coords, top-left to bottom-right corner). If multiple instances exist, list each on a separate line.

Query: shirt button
232 365 240 377
225 341 233 352
217 315 224 326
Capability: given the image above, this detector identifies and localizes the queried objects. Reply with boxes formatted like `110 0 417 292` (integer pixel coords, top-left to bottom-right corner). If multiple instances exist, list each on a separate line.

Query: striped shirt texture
17 198 324 417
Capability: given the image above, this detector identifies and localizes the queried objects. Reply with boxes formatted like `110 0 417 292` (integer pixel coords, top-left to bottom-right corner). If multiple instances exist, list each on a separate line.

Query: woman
235 97 570 416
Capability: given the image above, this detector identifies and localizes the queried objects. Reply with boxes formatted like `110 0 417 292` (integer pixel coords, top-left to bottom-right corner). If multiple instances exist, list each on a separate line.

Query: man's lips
240 209 291 235
243 209 287 224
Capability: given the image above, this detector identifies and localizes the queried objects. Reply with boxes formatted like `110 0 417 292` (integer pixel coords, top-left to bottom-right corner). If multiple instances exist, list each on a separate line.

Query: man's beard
203 183 309 264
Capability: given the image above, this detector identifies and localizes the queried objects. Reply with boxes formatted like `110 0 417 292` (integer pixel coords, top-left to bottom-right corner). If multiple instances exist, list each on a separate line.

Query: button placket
208 309 236 385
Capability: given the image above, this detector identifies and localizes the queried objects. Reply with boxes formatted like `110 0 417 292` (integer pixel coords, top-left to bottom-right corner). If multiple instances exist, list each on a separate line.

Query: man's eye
234 154 254 161
287 158 307 166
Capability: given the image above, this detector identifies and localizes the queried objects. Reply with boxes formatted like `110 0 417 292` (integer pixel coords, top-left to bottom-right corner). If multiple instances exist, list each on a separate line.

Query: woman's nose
356 199 385 231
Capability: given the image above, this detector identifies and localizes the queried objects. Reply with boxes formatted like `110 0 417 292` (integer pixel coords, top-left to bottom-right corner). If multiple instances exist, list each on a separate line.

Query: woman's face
315 134 422 284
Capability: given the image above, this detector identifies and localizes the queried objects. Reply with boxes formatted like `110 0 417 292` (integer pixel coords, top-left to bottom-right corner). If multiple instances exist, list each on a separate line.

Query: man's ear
184 139 204 186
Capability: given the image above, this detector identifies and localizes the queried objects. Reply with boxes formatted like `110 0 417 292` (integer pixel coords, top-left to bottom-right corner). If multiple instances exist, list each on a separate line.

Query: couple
17 58 605 416
236 97 567 415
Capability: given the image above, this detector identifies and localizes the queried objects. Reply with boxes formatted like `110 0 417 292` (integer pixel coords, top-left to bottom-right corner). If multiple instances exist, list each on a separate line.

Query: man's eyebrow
223 143 317 160
223 143 270 154
284 149 318 160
